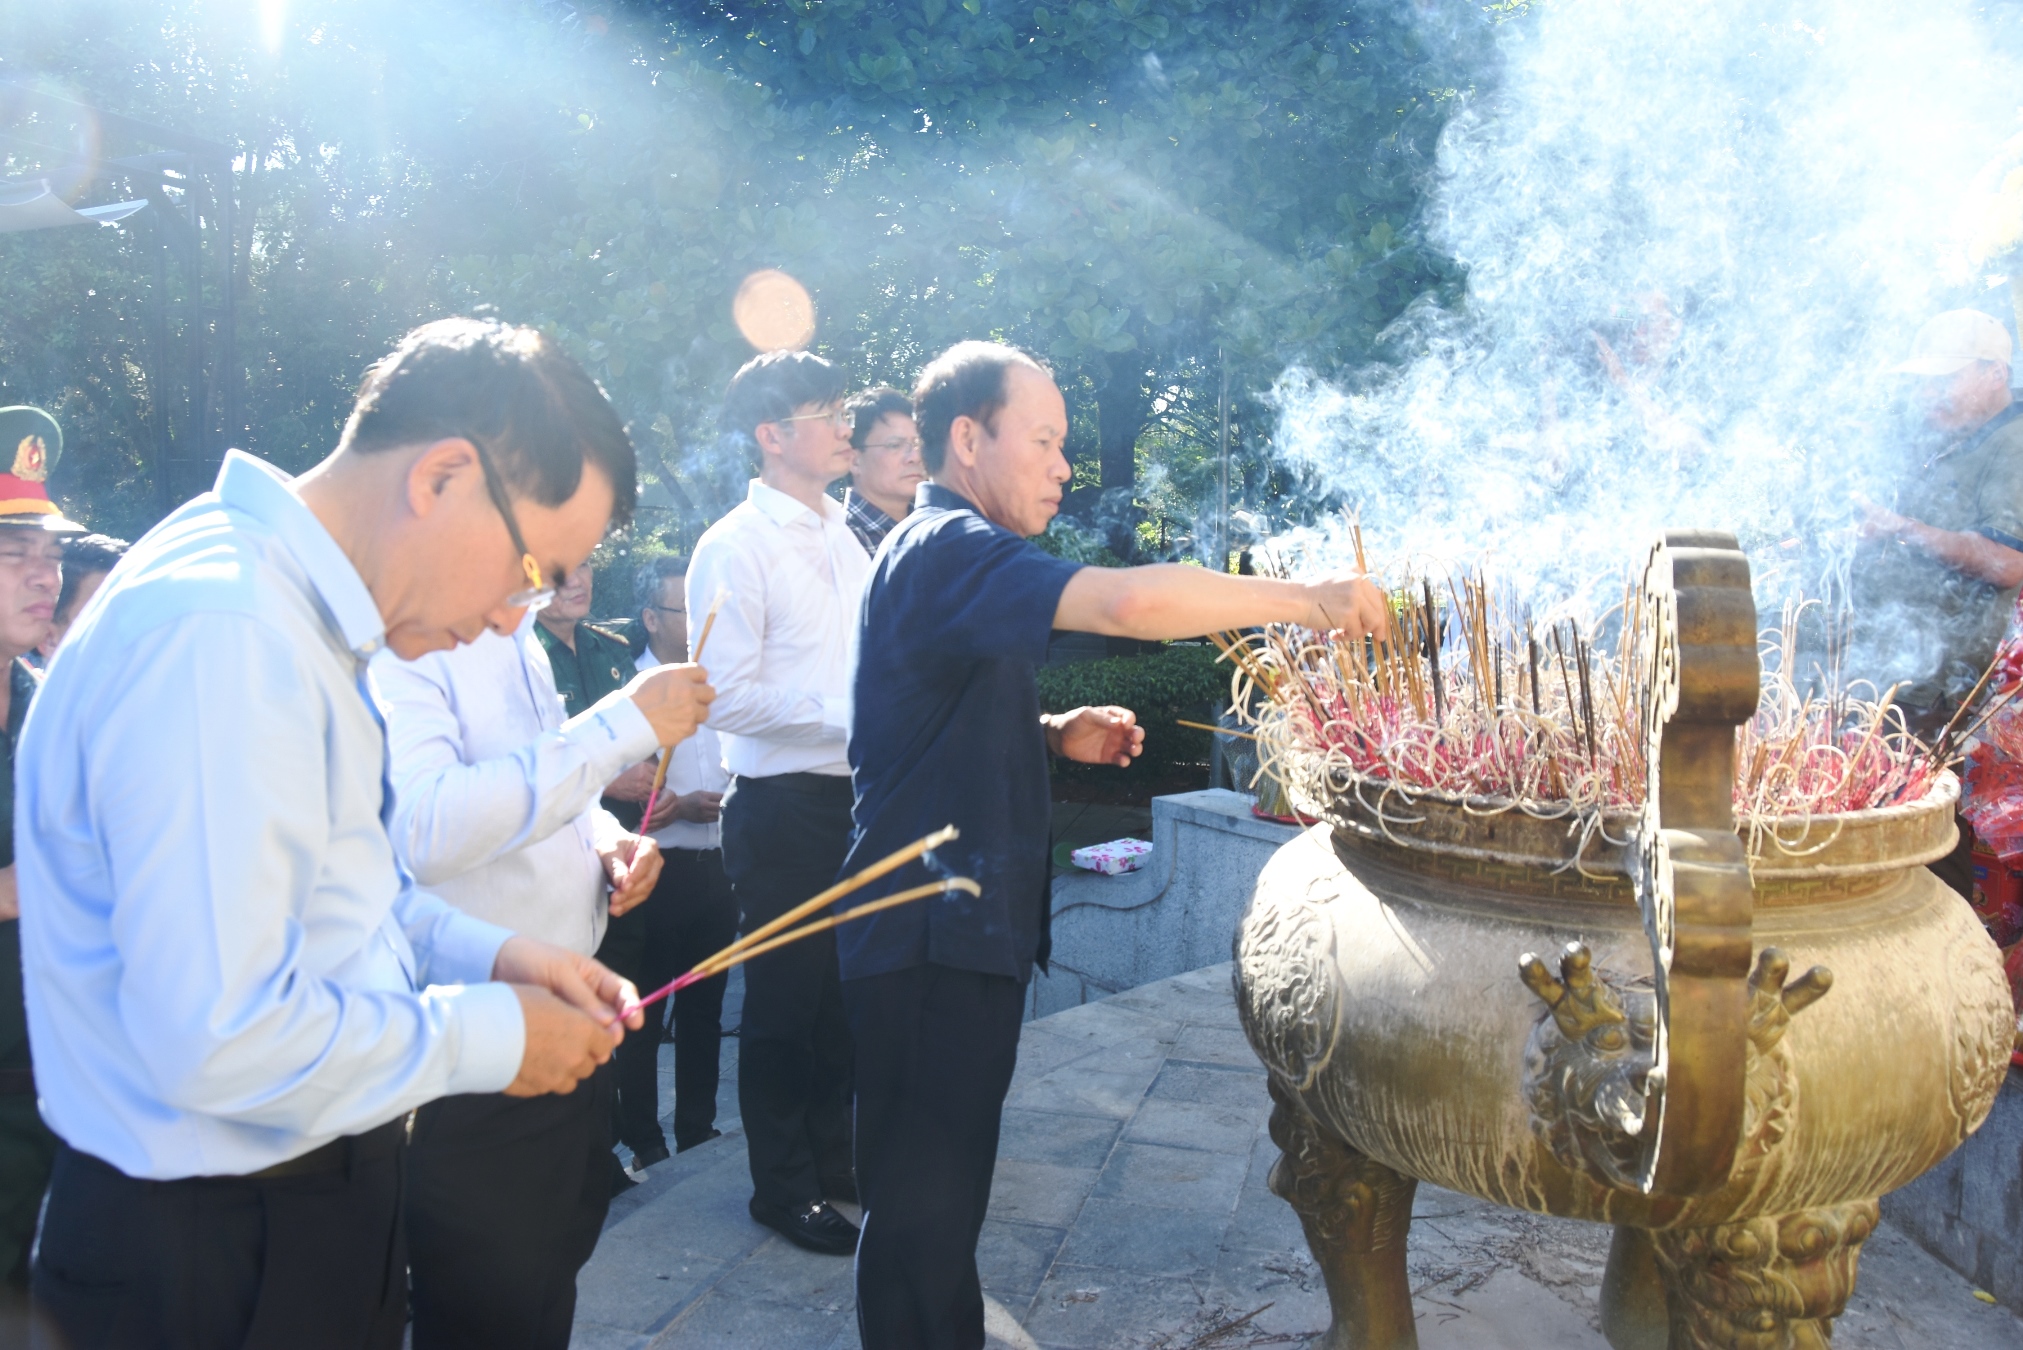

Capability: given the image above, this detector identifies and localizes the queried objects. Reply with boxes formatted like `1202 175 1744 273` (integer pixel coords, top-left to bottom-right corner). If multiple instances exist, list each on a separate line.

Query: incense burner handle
1629 530 1760 1197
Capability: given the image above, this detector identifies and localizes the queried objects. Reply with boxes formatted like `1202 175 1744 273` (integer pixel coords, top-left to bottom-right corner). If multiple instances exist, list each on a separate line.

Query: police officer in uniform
0 407 86 1308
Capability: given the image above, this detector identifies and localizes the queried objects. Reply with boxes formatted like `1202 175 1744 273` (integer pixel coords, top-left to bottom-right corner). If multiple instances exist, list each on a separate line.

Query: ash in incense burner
1233 530 2012 1350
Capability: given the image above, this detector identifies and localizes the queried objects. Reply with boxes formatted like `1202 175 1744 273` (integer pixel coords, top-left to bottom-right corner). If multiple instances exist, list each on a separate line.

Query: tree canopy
1 0 1490 557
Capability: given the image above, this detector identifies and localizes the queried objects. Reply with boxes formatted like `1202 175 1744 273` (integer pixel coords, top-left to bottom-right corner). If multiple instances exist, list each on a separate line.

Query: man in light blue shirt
17 319 698 1350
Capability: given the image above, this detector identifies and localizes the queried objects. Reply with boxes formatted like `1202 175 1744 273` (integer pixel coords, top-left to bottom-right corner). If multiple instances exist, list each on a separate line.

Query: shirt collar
214 450 389 658
747 478 846 528
918 482 980 515
843 488 897 529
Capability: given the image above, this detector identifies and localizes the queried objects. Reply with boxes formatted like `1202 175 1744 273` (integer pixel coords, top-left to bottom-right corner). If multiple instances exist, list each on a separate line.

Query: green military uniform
1859 404 2023 728
533 619 636 718
0 406 85 1294
0 659 52 1288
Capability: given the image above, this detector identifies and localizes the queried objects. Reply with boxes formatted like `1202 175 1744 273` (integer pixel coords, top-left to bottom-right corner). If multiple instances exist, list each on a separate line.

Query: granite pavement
574 964 2023 1349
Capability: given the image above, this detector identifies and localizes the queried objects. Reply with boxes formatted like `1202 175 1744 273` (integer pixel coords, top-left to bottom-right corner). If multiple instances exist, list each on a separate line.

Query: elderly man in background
687 350 868 1255
842 386 925 555
376 583 710 1345
842 341 1388 1349
39 531 127 659
602 553 737 1165
19 319 649 1350
0 406 82 1318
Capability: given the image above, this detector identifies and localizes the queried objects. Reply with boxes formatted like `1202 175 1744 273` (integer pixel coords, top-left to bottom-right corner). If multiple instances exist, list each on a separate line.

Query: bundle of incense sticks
1231 545 1946 852
639 588 727 831
625 825 966 1014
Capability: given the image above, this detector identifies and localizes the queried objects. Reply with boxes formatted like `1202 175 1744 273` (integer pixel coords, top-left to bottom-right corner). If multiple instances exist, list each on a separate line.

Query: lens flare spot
732 269 817 352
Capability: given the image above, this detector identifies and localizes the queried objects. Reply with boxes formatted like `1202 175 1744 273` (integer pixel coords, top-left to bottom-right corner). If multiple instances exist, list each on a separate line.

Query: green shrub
1037 643 1230 786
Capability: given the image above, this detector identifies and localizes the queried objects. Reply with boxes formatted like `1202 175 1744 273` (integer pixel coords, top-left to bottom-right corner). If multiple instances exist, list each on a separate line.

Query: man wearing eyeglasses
842 386 926 555
17 319 689 1350
685 349 870 1255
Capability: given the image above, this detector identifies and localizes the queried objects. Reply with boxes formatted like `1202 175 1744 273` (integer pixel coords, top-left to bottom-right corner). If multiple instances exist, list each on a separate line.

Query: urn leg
1602 1226 1670 1350
1648 1200 1878 1349
1265 1079 1419 1350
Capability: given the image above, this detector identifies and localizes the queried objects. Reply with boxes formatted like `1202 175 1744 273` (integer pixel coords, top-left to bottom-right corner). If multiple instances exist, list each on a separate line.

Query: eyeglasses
861 436 923 456
467 436 555 613
775 408 852 434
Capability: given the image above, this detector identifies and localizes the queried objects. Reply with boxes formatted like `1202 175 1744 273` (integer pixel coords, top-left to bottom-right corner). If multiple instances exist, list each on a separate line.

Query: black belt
731 771 852 797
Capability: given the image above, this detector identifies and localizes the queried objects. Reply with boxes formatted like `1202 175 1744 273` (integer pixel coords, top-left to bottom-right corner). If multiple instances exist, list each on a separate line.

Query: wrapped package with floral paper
1070 838 1153 876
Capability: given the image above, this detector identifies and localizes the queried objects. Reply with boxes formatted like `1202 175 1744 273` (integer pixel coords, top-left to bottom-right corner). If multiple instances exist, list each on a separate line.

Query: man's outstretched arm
1054 563 1388 641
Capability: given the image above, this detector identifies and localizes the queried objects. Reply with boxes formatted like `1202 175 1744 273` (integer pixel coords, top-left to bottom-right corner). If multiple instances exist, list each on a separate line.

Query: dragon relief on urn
1519 941 1832 1199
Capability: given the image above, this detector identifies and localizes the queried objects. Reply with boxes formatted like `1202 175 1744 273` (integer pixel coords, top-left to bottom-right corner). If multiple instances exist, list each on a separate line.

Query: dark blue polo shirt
838 484 1083 983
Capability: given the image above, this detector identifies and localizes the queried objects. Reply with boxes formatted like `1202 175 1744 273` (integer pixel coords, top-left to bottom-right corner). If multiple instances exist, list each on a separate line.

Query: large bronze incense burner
1233 532 2014 1349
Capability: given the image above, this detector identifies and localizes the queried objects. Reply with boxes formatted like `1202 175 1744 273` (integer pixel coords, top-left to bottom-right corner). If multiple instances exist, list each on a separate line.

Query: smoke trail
1272 0 2023 685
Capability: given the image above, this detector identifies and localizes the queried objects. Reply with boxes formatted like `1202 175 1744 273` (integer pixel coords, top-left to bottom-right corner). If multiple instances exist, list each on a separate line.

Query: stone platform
573 964 2023 1349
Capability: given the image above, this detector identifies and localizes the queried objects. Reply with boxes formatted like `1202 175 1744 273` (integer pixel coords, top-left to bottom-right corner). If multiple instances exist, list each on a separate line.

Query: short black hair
633 552 691 616
338 317 637 528
57 533 128 621
845 387 914 451
911 341 1048 473
721 350 848 442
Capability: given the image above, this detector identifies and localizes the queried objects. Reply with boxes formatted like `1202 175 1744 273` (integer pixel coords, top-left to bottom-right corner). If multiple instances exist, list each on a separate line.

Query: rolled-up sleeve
376 651 658 886
80 615 524 1133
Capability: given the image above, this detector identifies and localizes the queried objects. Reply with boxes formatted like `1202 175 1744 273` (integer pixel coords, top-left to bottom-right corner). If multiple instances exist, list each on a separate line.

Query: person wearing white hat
1859 308 2023 720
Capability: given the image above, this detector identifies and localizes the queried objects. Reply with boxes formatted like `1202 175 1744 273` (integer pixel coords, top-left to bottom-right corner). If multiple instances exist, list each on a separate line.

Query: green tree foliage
1035 641 1227 786
1 0 1487 547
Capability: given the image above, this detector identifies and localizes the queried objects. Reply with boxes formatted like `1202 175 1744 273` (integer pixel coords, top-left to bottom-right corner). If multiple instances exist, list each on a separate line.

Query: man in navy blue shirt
843 341 1387 1349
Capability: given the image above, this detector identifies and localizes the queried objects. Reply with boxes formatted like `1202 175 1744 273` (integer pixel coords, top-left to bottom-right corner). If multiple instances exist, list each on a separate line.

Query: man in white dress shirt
686 350 869 1255
375 609 709 1348
18 318 652 1349
601 554 736 1164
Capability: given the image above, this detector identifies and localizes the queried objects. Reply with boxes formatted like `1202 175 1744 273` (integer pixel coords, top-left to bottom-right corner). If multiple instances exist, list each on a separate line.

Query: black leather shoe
674 1128 722 1154
610 1155 641 1197
631 1139 671 1170
820 1171 858 1205
748 1197 860 1255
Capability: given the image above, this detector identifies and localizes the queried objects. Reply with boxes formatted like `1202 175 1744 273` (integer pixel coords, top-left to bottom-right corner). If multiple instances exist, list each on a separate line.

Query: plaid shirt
844 488 899 555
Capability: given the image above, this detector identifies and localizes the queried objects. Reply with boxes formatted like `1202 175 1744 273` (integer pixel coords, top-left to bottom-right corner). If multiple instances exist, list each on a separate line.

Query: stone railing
1027 789 1299 1021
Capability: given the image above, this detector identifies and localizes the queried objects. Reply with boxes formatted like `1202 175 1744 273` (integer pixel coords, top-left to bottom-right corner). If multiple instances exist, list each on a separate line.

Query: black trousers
598 846 738 1152
721 772 856 1209
31 1124 407 1350
405 1065 614 1350
844 963 1025 1350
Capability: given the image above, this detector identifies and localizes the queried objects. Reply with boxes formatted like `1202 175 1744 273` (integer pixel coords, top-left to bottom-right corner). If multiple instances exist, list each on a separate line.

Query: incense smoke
1270 0 2023 690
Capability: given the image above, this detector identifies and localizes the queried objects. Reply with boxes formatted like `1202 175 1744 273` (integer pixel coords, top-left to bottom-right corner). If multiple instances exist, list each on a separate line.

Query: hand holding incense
640 588 729 831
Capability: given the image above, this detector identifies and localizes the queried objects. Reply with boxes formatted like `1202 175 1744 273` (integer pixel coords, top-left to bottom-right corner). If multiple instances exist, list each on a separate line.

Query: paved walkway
574 965 2023 1349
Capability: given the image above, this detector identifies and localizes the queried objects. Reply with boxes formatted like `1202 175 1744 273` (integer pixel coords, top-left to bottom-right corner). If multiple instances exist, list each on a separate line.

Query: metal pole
1218 346 1231 573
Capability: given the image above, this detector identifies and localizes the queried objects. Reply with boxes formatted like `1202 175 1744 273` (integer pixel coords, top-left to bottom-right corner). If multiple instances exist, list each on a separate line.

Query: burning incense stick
621 825 960 1016
1232 559 1938 857
639 588 729 831
1177 718 1259 741
632 878 982 1010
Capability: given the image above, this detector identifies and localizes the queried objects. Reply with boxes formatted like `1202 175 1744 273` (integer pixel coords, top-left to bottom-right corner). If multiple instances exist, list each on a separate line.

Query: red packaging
1971 847 2023 948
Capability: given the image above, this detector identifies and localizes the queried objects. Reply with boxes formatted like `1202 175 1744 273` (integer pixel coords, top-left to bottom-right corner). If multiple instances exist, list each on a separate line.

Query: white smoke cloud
1271 0 2023 678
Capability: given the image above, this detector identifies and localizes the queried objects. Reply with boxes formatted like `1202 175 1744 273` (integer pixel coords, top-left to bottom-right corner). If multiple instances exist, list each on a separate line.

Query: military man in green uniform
0 407 86 1304
533 558 670 1182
